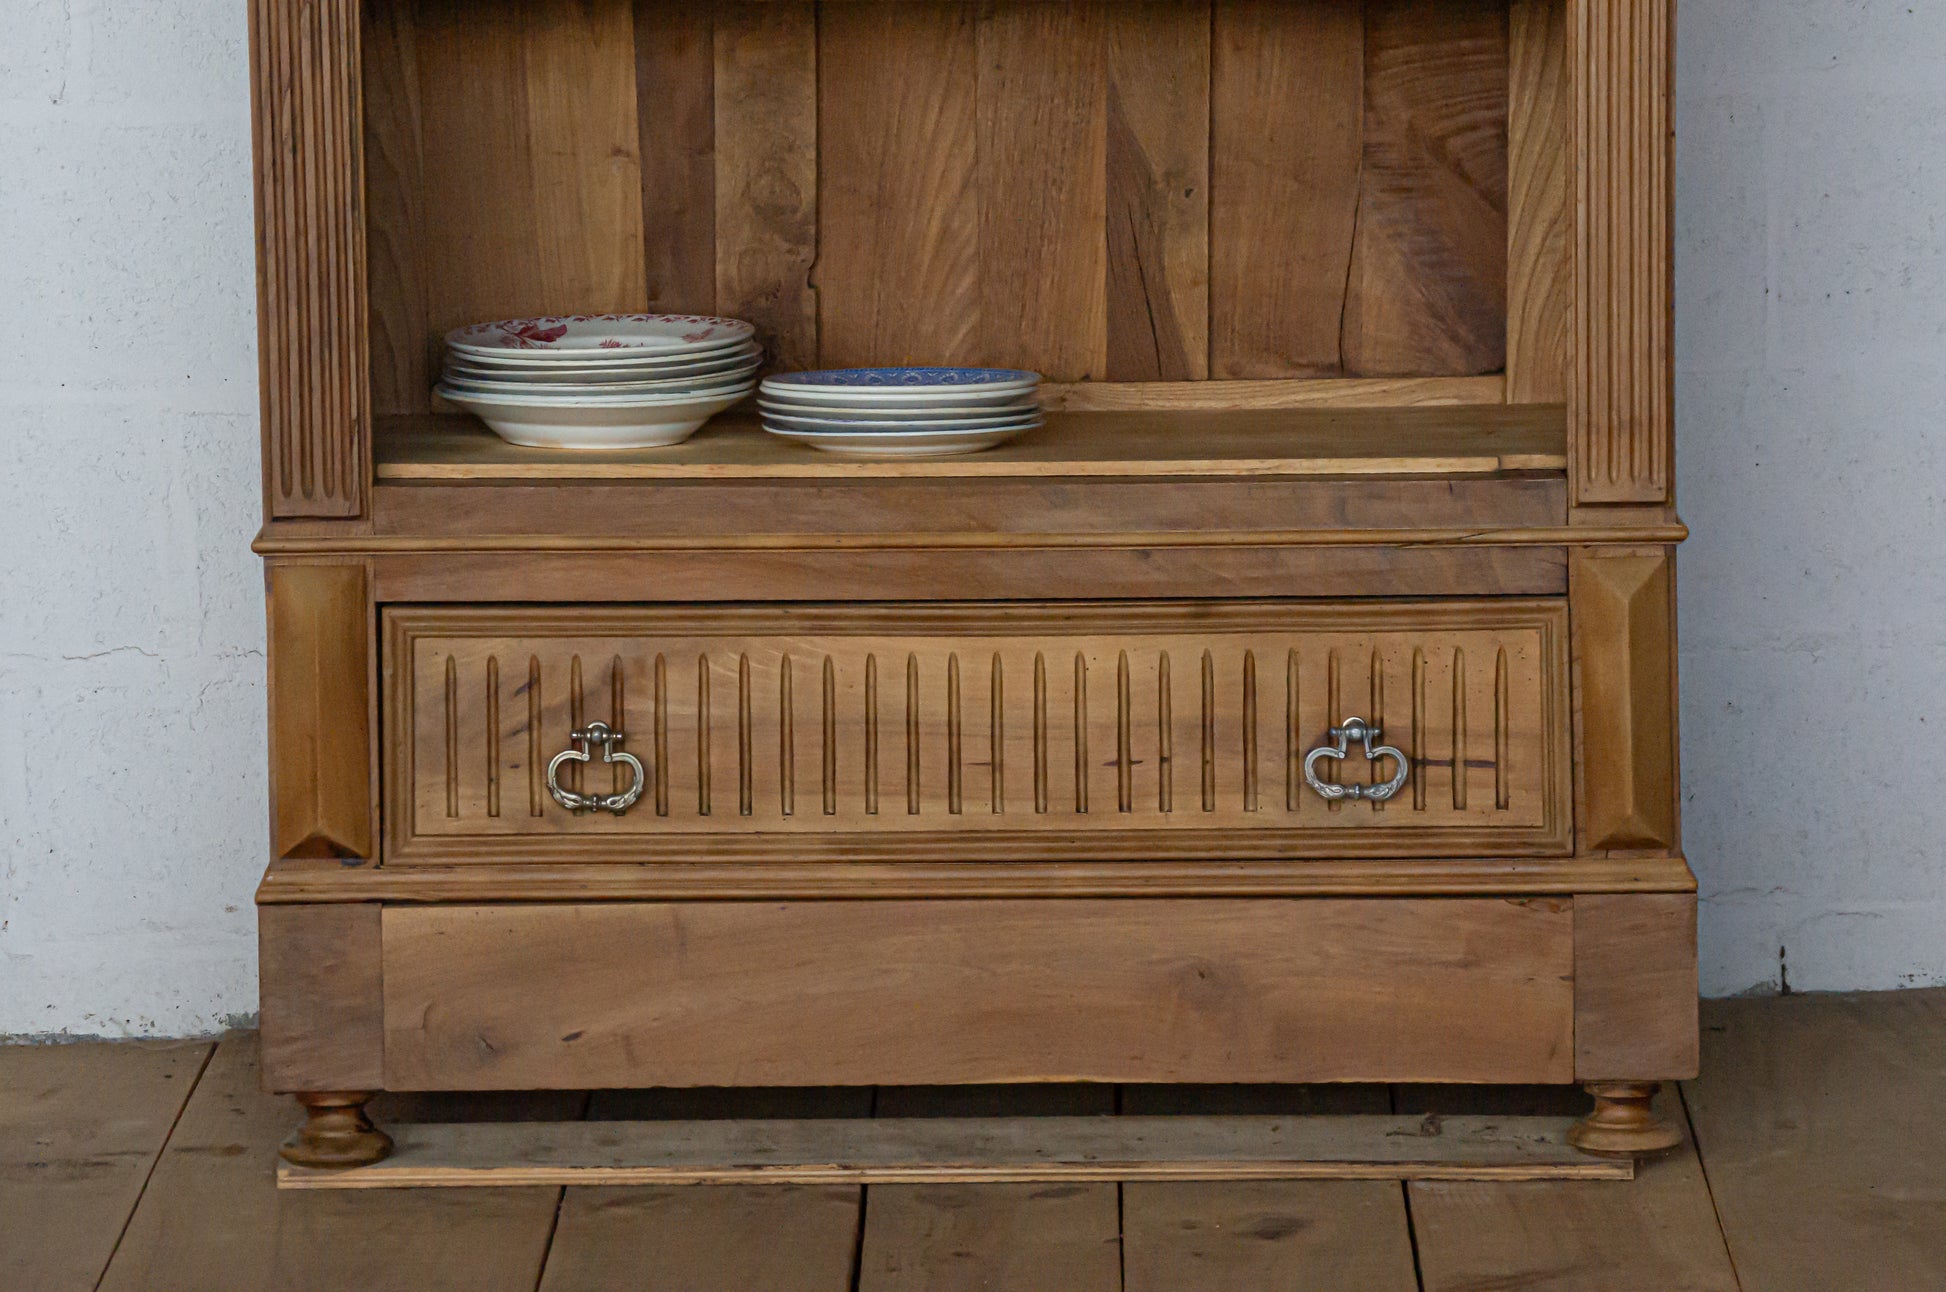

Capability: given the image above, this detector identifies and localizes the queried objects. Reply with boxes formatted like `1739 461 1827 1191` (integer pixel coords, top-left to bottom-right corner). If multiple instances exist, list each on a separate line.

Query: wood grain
379 898 1576 1089
633 0 716 313
99 1034 563 1292
1573 0 1673 502
1507 0 1572 403
1407 1084 1737 1292
258 904 384 1092
714 1 818 369
977 2 1109 381
1121 1084 1422 1291
1209 0 1363 378
369 473 1568 542
381 600 1572 864
1343 0 1510 376
538 1087 868 1292
361 0 429 418
817 0 980 368
362 545 1574 605
1041 374 1505 410
1685 991 1946 1292
1574 892 1698 1080
266 562 372 860
251 0 366 516
408 0 648 388
1105 0 1210 380
1571 548 1677 850
0 1040 211 1291
372 404 1568 480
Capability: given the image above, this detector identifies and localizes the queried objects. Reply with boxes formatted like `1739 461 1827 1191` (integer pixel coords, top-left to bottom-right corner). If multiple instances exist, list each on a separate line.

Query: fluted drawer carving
383 602 1571 863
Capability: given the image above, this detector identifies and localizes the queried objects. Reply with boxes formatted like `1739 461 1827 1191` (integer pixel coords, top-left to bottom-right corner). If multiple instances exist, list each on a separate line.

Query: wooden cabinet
253 0 1694 1166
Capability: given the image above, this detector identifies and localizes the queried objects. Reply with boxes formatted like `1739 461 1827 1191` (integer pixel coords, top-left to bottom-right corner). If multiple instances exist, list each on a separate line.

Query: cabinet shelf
374 404 1566 483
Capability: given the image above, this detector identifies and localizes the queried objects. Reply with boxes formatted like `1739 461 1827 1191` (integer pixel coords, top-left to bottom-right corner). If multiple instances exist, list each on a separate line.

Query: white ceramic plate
757 397 1039 422
757 384 1038 410
448 343 761 382
445 362 762 399
761 409 1042 433
450 339 759 374
761 421 1040 457
761 368 1039 408
436 383 753 449
446 314 756 359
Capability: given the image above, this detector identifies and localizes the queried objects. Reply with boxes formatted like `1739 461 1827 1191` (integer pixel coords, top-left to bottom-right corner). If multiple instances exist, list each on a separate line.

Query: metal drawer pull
1302 717 1410 803
545 722 646 814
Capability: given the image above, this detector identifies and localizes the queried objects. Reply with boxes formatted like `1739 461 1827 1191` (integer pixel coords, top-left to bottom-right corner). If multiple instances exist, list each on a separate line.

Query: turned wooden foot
279 1092 393 1169
1567 1081 1684 1158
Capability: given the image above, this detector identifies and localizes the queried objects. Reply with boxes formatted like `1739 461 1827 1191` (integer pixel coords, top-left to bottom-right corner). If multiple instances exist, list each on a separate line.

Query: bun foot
1567 1081 1684 1158
280 1091 393 1169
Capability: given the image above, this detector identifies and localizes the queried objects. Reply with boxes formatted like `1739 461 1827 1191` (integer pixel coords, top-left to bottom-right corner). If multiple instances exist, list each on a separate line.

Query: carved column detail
251 0 368 518
1570 0 1671 503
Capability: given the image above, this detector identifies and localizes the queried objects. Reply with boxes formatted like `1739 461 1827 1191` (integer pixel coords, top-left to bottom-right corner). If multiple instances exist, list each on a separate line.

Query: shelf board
374 405 1566 482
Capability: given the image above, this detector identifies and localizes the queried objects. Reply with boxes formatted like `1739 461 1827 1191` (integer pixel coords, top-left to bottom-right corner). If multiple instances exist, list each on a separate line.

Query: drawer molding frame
381 599 1573 865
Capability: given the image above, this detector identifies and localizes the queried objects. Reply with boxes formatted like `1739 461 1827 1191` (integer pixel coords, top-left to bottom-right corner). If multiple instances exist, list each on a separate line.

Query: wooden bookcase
252 0 1691 1167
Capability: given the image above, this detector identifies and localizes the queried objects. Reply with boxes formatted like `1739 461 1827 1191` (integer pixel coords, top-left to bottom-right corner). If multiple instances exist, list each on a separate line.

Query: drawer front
382 601 1570 862
381 898 1576 1089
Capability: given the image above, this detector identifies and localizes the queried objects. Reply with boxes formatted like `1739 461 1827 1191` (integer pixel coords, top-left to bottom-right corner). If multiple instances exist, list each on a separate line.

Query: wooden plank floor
3 988 1939 1290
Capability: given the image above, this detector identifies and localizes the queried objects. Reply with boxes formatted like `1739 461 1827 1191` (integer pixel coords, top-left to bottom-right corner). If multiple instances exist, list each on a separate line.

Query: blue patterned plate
761 368 1040 408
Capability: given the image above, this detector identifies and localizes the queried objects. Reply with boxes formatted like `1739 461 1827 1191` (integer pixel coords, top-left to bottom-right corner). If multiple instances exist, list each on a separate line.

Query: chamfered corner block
266 562 374 862
1571 548 1678 851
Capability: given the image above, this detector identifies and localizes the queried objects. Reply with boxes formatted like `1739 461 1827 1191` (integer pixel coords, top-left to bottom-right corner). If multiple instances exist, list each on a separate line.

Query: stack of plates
436 314 760 448
758 368 1042 457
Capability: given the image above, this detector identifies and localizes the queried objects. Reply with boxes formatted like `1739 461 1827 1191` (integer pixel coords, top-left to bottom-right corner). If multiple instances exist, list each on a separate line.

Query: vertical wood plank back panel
253 0 366 516
715 2 819 370
409 0 647 377
1342 0 1509 376
1105 1 1211 381
976 2 1109 381
817 1 980 368
1209 0 1363 378
362 0 430 417
634 0 717 313
1507 0 1571 403
1573 0 1672 502
267 563 373 860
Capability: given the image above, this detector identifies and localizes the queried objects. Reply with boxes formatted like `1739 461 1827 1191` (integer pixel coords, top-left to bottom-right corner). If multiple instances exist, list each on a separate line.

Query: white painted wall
1 0 1942 1035
1676 0 1946 994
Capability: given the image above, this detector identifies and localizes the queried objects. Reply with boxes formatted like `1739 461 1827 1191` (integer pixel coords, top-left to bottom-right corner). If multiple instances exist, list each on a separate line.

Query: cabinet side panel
268 563 374 860
259 904 384 1091
382 899 1575 1088
1574 892 1698 1079
252 0 368 517
1571 0 1672 501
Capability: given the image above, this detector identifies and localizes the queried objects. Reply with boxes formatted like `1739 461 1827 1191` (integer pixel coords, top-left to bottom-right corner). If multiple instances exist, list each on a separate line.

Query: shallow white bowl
760 420 1040 457
437 383 753 449
446 313 756 360
445 362 762 398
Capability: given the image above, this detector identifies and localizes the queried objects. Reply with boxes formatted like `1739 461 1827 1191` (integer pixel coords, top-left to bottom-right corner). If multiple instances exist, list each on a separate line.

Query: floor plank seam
91 1040 217 1292
848 1180 870 1292
1399 1180 1430 1292
1677 1080 1748 1292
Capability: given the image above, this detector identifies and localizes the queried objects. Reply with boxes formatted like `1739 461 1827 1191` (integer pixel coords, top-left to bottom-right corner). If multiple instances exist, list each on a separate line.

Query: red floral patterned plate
445 314 756 359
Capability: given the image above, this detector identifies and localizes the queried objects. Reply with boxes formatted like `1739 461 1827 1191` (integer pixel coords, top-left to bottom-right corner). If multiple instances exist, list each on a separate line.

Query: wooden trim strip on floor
278 1114 1631 1189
